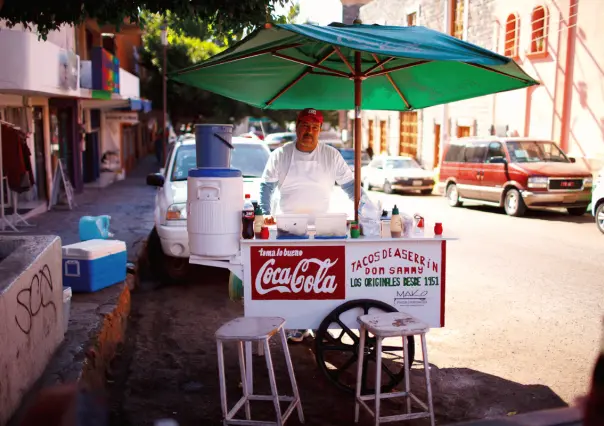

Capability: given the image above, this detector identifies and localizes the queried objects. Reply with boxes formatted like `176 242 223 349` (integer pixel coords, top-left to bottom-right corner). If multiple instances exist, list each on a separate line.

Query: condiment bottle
390 205 402 238
380 210 391 238
350 224 360 239
434 222 443 236
260 226 270 240
253 206 264 238
413 213 425 237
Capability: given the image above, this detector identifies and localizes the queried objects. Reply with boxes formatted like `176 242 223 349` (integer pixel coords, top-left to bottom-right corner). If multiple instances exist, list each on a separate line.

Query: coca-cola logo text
250 246 346 300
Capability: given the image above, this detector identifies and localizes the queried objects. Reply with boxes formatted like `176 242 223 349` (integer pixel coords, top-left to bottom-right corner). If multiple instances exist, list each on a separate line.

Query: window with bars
399 112 418 157
407 12 417 27
530 6 548 54
451 0 464 40
504 14 519 58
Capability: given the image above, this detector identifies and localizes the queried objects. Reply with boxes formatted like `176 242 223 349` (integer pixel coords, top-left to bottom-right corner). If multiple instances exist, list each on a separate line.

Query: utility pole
160 20 169 164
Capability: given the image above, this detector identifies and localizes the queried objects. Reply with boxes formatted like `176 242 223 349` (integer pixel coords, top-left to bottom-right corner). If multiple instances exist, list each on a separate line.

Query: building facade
355 0 603 173
0 19 151 222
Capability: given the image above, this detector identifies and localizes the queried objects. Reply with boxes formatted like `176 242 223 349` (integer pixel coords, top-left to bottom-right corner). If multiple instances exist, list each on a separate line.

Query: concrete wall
567 0 604 171
0 22 75 52
0 236 63 426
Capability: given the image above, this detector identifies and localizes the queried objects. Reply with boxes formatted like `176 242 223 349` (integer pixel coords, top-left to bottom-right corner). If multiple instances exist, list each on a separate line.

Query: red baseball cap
297 108 323 124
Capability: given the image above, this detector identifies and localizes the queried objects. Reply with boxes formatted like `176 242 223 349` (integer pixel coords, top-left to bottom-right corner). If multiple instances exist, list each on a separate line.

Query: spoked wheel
314 299 415 395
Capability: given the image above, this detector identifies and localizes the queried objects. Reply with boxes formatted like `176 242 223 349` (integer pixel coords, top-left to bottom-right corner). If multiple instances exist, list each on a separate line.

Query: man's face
296 120 321 152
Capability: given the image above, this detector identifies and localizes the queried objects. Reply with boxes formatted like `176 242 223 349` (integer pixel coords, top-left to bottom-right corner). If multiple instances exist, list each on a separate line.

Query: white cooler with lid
187 168 243 257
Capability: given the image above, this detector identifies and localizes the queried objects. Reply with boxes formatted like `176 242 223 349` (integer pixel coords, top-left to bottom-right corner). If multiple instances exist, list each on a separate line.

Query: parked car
338 148 370 173
592 167 604 234
264 132 296 151
361 155 435 195
437 137 593 217
146 137 271 283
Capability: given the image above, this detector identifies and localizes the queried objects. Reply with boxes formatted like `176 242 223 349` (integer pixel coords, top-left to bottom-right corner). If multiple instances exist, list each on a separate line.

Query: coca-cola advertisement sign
250 246 346 300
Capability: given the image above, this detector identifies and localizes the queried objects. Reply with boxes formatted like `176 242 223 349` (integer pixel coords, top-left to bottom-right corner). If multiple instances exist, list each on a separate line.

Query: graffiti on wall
14 265 56 335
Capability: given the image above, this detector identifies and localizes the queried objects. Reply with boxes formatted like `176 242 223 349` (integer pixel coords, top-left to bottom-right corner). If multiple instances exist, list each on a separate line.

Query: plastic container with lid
314 213 348 237
275 213 309 239
62 239 127 292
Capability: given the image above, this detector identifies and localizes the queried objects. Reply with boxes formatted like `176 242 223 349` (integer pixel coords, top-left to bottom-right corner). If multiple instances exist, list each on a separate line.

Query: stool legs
279 327 305 423
354 325 367 423
403 336 411 414
373 336 383 426
355 332 435 425
237 341 251 420
264 339 284 426
216 340 229 420
421 334 436 426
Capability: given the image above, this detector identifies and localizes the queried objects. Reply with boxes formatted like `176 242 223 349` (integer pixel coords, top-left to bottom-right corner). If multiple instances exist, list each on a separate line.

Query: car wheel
504 188 527 217
146 227 189 285
446 183 462 207
596 203 604 234
421 188 433 196
383 181 394 194
567 207 586 216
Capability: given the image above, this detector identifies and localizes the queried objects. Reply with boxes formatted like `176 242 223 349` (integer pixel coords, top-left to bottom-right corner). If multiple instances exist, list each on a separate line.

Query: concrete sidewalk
6 155 159 425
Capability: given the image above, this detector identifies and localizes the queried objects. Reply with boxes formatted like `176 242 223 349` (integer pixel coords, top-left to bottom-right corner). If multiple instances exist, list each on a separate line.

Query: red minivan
437 137 593 216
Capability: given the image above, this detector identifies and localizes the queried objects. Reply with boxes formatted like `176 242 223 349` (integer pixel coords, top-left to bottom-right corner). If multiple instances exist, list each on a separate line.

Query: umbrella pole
354 51 362 222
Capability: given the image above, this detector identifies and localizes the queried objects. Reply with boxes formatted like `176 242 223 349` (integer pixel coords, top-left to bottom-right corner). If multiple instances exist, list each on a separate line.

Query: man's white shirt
262 142 354 187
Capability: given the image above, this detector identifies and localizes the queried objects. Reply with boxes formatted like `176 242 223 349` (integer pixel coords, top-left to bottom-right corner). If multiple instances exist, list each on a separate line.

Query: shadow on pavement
462 204 594 224
108 276 568 426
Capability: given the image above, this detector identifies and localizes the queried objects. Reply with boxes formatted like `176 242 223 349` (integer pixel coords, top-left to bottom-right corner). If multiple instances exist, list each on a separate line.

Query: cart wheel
228 272 243 301
314 299 415 395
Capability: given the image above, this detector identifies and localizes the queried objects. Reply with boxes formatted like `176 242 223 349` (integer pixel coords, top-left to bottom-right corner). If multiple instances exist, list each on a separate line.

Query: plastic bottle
380 209 391 238
414 213 425 237
242 194 255 239
253 205 264 239
390 205 402 238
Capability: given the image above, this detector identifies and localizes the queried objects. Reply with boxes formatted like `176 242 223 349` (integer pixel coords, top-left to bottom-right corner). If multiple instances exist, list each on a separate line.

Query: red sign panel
250 245 346 300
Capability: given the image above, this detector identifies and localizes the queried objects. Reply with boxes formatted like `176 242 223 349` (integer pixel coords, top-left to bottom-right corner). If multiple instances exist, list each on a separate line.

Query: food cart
173 21 538 394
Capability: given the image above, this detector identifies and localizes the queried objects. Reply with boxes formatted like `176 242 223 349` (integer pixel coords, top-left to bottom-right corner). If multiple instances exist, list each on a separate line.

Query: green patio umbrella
171 22 539 219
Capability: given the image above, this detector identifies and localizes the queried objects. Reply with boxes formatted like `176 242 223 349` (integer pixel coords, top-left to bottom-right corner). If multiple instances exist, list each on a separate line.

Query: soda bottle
242 194 255 239
584 317 604 426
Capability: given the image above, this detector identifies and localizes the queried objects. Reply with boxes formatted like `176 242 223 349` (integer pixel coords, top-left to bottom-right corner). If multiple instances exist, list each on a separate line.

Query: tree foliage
140 9 305 128
0 0 286 40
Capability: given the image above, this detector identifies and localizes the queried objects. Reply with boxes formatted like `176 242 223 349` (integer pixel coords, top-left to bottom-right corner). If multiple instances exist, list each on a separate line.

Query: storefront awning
80 97 152 112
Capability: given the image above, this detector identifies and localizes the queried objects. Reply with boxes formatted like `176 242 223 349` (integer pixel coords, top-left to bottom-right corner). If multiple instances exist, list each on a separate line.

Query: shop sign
92 47 120 93
104 112 139 122
346 241 445 327
250 245 346 300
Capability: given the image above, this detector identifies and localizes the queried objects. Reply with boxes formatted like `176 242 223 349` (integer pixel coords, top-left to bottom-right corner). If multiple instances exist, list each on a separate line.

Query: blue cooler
62 239 127 292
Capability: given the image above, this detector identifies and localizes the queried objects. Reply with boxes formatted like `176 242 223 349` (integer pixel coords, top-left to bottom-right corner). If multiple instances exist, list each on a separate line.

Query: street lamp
160 20 168 164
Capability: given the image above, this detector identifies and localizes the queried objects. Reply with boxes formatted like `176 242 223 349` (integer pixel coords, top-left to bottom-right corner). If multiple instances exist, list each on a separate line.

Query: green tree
0 0 287 40
140 9 303 128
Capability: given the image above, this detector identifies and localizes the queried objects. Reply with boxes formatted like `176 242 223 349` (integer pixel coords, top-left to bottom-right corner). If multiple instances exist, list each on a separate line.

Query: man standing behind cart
259 107 361 342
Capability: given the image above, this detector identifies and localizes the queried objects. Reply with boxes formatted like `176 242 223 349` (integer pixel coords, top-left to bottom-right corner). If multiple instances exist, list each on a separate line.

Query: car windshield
171 143 270 181
385 158 421 169
506 141 569 163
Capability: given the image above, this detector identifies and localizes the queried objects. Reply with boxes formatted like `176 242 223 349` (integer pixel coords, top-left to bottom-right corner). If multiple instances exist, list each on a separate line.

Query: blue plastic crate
62 239 127 293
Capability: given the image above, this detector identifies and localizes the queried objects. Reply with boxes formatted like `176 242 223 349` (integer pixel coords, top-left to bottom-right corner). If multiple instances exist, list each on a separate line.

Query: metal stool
215 316 304 426
355 312 435 426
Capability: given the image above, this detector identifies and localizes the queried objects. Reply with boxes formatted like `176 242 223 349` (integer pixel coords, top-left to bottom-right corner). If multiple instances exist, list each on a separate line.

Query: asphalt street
368 189 603 406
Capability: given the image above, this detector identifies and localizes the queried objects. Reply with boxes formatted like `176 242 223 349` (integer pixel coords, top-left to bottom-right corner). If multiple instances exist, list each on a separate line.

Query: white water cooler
187 168 243 257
